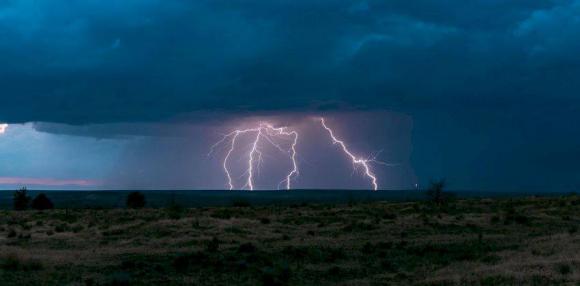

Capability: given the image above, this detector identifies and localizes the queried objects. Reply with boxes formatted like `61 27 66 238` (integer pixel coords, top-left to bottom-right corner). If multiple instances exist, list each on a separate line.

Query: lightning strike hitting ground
210 118 381 191
209 123 299 191
319 118 379 191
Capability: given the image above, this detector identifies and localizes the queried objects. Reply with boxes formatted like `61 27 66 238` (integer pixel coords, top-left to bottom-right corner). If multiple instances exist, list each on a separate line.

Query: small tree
13 187 31 211
427 179 446 205
126 192 146 209
31 193 54 210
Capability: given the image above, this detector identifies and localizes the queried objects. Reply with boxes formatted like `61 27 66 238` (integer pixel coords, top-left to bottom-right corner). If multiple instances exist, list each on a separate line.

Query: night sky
1 1 579 191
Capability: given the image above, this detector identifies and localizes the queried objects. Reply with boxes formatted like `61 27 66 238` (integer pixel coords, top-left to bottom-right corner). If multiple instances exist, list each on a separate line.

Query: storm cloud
1 1 579 191
0 0 578 123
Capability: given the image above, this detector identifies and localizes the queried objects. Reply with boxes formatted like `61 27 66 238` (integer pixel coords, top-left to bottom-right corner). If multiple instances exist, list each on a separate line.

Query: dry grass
0 195 579 285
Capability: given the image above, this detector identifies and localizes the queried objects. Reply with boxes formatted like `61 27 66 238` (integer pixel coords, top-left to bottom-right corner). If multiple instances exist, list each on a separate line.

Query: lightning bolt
267 126 299 190
245 128 263 190
319 117 379 191
210 117 384 191
209 123 299 191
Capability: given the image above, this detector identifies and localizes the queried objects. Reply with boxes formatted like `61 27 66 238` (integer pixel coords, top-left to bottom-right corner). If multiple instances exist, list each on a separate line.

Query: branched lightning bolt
209 123 299 191
267 126 299 190
210 118 385 191
319 117 379 191
245 128 263 190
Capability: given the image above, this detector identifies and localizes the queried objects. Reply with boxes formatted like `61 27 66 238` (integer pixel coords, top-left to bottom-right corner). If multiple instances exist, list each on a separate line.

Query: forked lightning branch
209 118 383 191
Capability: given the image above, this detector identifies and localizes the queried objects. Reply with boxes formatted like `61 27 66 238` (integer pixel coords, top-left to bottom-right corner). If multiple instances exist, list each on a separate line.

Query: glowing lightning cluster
210 117 381 191
210 123 298 190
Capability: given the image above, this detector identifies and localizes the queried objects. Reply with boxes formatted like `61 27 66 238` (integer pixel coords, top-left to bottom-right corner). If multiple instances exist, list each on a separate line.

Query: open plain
1 195 579 285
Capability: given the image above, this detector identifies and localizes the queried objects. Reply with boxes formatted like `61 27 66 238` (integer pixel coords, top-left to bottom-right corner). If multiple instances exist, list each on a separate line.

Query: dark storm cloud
1 0 579 124
2 0 580 191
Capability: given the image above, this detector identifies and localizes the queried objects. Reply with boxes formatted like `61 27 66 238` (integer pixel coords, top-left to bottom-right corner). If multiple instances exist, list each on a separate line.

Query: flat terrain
0 190 557 209
0 196 579 285
0 190 427 209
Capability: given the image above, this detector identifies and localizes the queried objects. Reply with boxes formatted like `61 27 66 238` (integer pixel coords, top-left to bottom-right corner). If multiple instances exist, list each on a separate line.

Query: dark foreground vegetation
0 195 579 285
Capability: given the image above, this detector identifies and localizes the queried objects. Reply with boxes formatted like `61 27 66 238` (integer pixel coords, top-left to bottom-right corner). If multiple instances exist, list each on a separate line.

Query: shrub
166 203 185 220
108 272 131 286
206 237 220 252
231 198 251 207
71 225 84 233
31 193 54 210
383 212 397 220
514 214 531 225
557 264 572 275
55 224 68 233
342 221 377 232
211 209 233 220
1 254 21 271
173 252 209 273
13 187 31 211
0 254 43 271
238 242 257 254
426 179 446 205
361 242 373 254
261 262 291 286
126 192 146 209
504 211 532 225
7 229 17 238
164 193 185 219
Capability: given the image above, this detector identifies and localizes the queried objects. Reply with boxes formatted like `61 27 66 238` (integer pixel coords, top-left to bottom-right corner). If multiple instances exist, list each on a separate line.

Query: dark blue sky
0 1 579 191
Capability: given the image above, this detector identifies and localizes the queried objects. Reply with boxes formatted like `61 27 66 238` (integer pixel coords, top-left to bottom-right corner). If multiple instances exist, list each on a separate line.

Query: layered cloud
0 0 578 124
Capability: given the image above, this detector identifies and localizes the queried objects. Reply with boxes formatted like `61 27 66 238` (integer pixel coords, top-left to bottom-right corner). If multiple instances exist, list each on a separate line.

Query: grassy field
0 195 579 285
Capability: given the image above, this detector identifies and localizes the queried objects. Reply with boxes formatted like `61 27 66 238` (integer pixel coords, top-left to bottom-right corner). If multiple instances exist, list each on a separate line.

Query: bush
426 179 445 205
231 198 251 207
261 262 291 286
426 179 454 206
206 237 220 252
166 203 185 220
126 192 146 209
173 252 209 273
7 229 17 238
238 242 257 254
31 193 54 210
13 187 31 211
108 272 132 286
55 224 68 233
211 209 233 220
0 254 43 271
0 254 21 271
557 264 572 275
164 194 185 219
